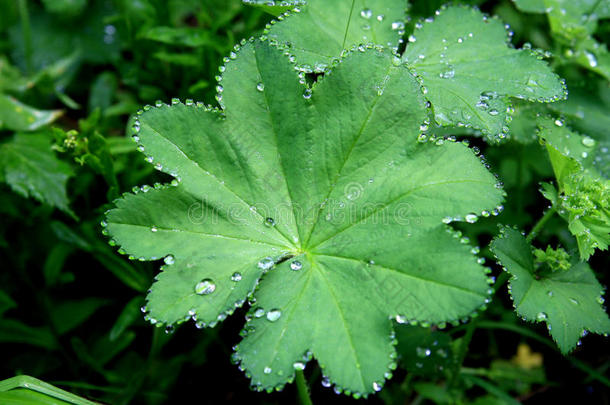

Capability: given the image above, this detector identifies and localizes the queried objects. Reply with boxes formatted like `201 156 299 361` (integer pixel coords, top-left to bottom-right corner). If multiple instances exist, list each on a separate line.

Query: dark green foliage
0 0 608 404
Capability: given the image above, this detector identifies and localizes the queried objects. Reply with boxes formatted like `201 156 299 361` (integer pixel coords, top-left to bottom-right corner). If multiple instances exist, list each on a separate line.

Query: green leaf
243 0 305 17
402 6 566 141
40 0 88 17
265 0 406 72
49 298 108 335
0 133 74 215
0 376 98 405
0 289 16 317
0 319 58 349
139 26 212 47
490 226 610 353
537 118 610 259
395 325 453 377
512 0 546 13
0 94 63 132
105 41 503 395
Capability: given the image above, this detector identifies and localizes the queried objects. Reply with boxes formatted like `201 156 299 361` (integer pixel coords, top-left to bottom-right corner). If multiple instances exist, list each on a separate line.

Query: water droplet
258 257 274 270
391 21 405 30
547 291 554 297
536 312 548 321
584 51 598 67
264 217 275 227
195 279 216 295
416 347 431 357
293 362 306 370
376 14 385 22
554 119 564 127
439 66 455 79
395 314 407 324
151 226 158 232
231 272 242 282
254 308 265 318
256 82 265 92
582 137 595 147
360 8 372 19
465 213 478 223
264 367 272 374
303 88 312 99
321 377 331 387
266 309 282 322
373 382 382 392
290 261 302 271
488 109 499 116
164 255 175 265
408 35 417 43
569 298 579 305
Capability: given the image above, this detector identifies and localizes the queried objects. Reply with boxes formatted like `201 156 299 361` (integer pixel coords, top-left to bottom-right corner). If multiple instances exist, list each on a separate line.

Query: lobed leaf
264 0 406 72
490 226 610 353
402 6 566 141
105 40 504 395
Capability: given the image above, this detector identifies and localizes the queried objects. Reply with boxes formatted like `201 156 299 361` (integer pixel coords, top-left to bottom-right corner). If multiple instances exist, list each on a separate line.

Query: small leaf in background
265 0 406 72
0 94 62 131
49 298 109 336
537 117 610 259
109 297 142 341
105 40 503 395
402 6 566 142
0 289 16 317
490 226 610 353
41 0 88 17
0 133 74 215
139 26 211 47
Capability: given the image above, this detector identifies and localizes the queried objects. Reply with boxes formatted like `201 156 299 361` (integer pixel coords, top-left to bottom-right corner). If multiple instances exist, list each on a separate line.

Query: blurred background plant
0 0 608 404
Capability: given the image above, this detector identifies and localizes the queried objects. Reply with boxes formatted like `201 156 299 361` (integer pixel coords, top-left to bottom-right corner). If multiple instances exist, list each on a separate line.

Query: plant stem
526 207 556 243
17 0 32 74
295 370 313 405
448 319 477 390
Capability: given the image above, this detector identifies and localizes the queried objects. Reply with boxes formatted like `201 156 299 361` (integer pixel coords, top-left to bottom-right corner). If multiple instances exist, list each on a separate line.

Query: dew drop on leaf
164 255 175 265
258 257 274 270
195 279 216 295
231 272 242 282
256 82 265 92
266 309 282 322
465 213 478 223
293 362 305 370
360 8 372 19
290 260 302 271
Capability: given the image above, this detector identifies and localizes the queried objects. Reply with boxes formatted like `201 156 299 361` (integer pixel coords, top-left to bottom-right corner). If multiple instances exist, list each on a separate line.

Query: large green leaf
264 0 406 72
490 226 610 353
0 133 74 215
402 6 565 141
105 40 503 396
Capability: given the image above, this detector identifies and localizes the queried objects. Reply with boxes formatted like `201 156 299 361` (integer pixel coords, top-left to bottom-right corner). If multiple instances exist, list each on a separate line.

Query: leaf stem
295 370 313 405
448 318 477 390
526 207 556 243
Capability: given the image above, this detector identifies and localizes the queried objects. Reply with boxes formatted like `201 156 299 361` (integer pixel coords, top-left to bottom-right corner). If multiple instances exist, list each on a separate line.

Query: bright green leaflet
490 226 610 354
264 0 406 72
105 40 503 395
243 0 305 17
513 0 610 39
402 6 565 141
537 117 610 259
0 375 98 405
0 133 74 215
0 94 62 131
